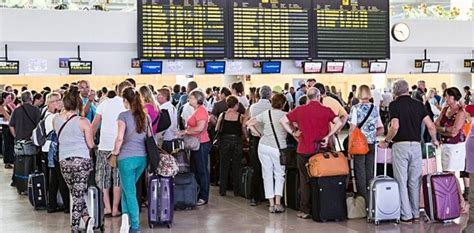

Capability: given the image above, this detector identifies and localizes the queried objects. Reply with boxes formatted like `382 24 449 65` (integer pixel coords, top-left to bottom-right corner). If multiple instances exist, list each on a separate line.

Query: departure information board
138 0 227 59
231 0 311 59
313 0 390 59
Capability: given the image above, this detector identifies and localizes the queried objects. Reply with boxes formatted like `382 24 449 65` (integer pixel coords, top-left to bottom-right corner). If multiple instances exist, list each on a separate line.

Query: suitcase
209 143 220 186
28 172 47 210
419 156 437 209
422 143 461 222
367 144 400 225
238 166 253 199
310 176 347 222
85 185 105 231
284 168 300 211
14 155 35 195
174 173 198 210
148 174 173 228
172 140 190 174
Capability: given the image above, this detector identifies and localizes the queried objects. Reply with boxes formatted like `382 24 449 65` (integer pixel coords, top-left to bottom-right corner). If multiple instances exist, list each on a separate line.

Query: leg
407 144 422 219
392 144 412 220
469 173 474 222
231 141 243 197
96 150 112 214
353 154 367 200
272 147 285 206
297 154 311 215
218 139 232 195
112 166 122 216
192 143 211 202
249 136 264 203
56 161 70 209
364 144 376 200
118 157 146 231
48 167 60 210
258 144 275 200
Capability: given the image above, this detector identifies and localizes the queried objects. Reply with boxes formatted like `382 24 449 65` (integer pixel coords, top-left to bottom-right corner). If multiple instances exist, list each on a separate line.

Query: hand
177 130 187 136
293 130 301 138
320 136 329 148
379 140 388 148
432 140 440 148
88 91 95 102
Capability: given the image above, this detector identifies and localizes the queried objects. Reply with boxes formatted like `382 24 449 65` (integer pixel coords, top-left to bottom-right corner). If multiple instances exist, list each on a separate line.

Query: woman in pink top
139 86 159 133
178 89 210 206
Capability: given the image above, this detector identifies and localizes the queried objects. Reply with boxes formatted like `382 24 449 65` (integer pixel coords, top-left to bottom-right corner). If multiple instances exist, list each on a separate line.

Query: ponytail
122 87 147 133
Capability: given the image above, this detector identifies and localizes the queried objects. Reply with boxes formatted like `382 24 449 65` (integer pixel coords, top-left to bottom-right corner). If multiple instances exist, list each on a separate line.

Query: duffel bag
306 150 349 178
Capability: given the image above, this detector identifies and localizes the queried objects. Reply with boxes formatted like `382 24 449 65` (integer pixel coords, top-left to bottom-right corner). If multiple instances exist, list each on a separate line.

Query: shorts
441 142 466 172
95 150 120 189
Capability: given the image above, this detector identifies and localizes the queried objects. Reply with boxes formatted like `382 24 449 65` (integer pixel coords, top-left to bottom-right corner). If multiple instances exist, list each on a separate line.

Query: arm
240 115 249 140
214 113 223 132
80 118 95 149
383 118 399 143
83 100 92 117
186 120 207 135
438 111 466 137
9 126 15 138
423 116 440 145
246 117 261 137
112 120 126 155
209 115 218 126
91 114 102 136
280 116 299 140
325 117 342 139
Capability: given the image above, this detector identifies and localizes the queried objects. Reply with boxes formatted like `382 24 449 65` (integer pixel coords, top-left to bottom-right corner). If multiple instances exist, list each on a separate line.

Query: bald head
306 87 321 101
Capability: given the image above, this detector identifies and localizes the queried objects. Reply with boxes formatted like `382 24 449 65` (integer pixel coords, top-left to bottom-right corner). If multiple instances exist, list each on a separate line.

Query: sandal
269 206 276 213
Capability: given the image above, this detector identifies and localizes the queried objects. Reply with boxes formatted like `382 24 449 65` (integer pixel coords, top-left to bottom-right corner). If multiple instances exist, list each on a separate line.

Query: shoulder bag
346 104 374 155
268 110 292 166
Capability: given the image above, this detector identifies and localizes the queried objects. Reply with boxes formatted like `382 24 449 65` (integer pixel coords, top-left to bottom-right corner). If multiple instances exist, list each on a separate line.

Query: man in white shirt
157 88 178 153
370 84 383 108
91 80 131 217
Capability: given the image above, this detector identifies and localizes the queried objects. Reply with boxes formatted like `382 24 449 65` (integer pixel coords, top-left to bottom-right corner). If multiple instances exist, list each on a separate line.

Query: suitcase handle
373 142 389 178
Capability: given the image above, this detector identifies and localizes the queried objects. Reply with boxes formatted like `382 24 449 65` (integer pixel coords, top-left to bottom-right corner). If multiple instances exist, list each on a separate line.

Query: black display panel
313 0 390 59
138 0 227 59
0 61 19 75
69 61 93 75
231 0 311 59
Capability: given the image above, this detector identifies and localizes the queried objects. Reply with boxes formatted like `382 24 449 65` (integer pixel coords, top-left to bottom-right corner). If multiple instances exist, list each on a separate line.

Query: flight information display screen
313 0 390 59
138 0 227 59
230 0 311 59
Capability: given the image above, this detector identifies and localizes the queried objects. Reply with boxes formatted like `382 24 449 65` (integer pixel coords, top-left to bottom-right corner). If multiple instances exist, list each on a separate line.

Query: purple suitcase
148 174 174 228
422 143 460 222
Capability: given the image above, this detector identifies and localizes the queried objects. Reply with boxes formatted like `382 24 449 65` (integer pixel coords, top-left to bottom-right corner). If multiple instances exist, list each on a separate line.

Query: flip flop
112 212 122 217
105 213 112 218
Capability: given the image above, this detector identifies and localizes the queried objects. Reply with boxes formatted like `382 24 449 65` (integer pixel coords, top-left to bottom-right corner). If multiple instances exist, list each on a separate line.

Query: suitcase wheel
395 219 400 224
149 223 154 229
367 219 371 223
374 221 380 225
100 226 105 232
167 223 172 228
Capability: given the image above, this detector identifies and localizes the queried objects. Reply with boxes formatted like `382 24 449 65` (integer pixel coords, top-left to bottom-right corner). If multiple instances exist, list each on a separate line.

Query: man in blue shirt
294 84 307 107
78 80 96 122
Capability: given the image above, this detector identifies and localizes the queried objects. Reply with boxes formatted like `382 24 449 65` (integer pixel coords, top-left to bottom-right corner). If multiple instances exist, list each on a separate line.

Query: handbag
268 110 292 166
306 149 349 178
156 148 179 177
346 159 366 219
145 119 160 172
184 135 200 151
347 104 374 155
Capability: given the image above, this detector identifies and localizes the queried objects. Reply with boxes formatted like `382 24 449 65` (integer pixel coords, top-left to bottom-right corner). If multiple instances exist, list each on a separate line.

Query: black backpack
156 109 172 133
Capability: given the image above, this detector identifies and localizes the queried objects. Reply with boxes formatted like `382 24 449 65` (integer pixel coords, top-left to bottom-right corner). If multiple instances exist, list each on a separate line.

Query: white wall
0 9 472 76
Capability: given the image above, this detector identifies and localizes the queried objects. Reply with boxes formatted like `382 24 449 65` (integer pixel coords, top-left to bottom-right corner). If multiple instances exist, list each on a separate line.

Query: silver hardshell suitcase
367 145 401 225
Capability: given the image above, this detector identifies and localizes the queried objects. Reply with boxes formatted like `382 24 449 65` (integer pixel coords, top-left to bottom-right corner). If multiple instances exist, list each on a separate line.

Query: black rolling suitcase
14 155 35 195
310 176 347 222
284 168 300 210
28 172 47 210
238 166 253 199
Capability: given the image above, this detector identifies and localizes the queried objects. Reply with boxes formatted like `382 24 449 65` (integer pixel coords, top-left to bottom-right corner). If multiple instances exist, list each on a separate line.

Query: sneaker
120 214 130 233
296 212 311 219
463 189 469 201
197 199 208 206
250 199 258 206
269 206 276 213
129 227 141 233
400 219 412 224
275 205 285 213
86 217 95 233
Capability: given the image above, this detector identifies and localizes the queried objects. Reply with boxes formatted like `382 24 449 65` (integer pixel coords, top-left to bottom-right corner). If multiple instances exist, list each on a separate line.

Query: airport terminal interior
0 0 473 232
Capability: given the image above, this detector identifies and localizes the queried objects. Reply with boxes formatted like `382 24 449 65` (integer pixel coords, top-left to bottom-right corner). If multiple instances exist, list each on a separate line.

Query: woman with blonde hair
348 85 384 203
139 85 160 133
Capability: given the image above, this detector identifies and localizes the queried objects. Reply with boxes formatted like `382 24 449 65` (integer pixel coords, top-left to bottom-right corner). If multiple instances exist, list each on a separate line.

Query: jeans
249 135 265 202
49 160 69 209
191 142 211 202
392 142 422 221
118 156 146 230
353 144 375 203
297 153 312 214
218 135 242 195
258 143 285 199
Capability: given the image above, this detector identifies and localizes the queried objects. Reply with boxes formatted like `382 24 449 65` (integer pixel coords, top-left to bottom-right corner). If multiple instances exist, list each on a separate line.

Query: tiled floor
0 165 470 233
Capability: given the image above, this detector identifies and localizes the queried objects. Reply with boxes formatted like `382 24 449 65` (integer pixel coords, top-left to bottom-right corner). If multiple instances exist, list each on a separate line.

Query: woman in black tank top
215 96 248 196
0 92 16 169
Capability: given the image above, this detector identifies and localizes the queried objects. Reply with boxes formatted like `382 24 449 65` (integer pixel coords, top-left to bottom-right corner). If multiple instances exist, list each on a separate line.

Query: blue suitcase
148 174 174 228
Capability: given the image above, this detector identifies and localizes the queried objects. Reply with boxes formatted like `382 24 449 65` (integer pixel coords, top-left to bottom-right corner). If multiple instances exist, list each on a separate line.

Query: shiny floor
0 165 469 233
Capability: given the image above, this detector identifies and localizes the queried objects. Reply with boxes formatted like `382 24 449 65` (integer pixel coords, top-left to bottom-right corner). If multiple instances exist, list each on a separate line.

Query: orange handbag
464 121 471 137
348 128 369 155
306 150 349 178
348 104 374 155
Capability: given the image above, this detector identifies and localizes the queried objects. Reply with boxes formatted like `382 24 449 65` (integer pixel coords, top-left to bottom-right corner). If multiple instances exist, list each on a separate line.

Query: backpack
31 114 52 147
156 109 172 133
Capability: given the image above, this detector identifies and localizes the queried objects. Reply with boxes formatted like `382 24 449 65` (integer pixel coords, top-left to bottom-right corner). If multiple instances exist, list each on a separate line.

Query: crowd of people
1 77 474 232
